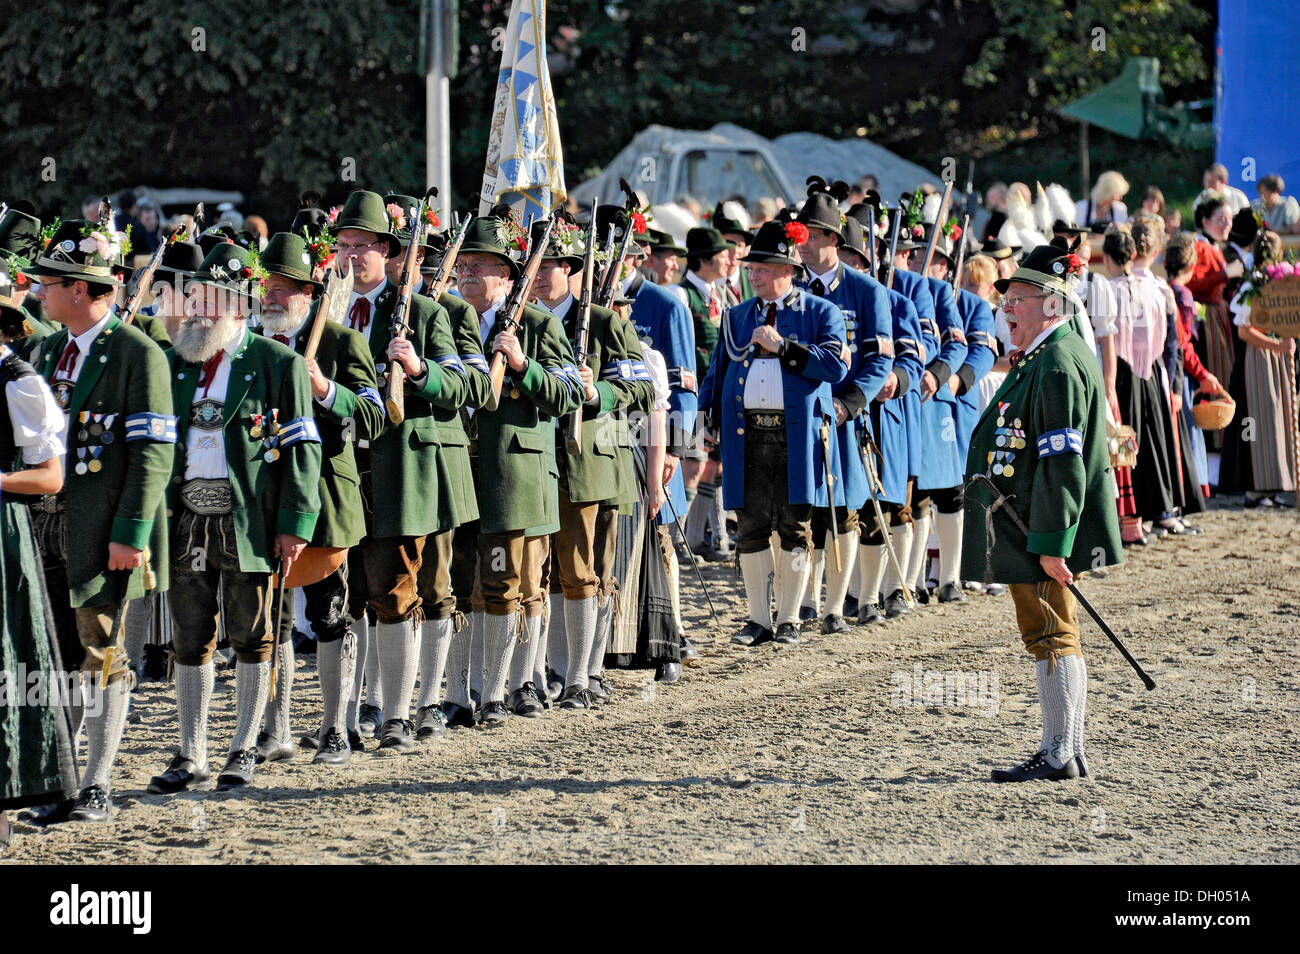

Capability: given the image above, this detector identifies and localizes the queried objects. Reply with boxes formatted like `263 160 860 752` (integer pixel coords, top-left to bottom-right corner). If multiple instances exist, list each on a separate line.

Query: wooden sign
1252 276 1300 338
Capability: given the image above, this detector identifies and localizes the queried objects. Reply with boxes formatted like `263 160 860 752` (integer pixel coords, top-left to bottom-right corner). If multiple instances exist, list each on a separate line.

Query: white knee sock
534 602 551 689
739 549 775 630
509 613 544 691
1037 658 1075 769
1070 655 1088 762
81 678 128 791
470 618 484 699
822 533 858 619
801 547 825 613
444 613 476 709
481 612 519 705
176 661 214 767
775 548 811 627
547 593 568 678
230 660 271 753
262 640 294 744
858 544 887 608
563 596 598 691
318 632 356 736
347 614 369 731
363 616 383 710
123 599 151 677
935 509 964 588
417 617 455 709
908 509 931 591
588 592 614 678
711 484 731 553
684 484 711 550
882 523 913 594
375 620 418 722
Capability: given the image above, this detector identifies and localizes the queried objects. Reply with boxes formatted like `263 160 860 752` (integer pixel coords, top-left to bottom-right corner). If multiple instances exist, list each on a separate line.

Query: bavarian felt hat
199 226 243 258
980 237 1018 260
684 227 735 259
839 218 871 269
741 220 803 269
0 260 31 336
20 219 125 287
190 242 264 298
291 190 330 240
0 208 43 269
711 201 755 244
459 205 526 279
383 193 442 256
796 190 845 241
153 239 206 278
1229 207 1259 249
594 204 651 255
994 238 1085 296
540 218 587 271
646 227 686 256
260 232 322 291
333 190 402 257
1051 218 1089 236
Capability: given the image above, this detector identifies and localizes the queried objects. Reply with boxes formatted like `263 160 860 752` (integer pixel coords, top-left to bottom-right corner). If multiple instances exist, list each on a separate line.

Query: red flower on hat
951 225 962 240
911 225 925 239
240 266 253 279
784 221 809 245
1065 253 1084 275
630 212 648 235
425 209 441 228
327 207 340 224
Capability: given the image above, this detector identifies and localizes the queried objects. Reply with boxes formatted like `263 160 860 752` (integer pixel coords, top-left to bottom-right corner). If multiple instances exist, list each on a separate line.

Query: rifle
302 262 355 362
920 180 955 278
385 187 439 425
425 213 473 301
952 161 976 288
884 204 903 289
485 217 556 411
819 415 842 572
121 203 202 326
566 200 600 456
595 217 639 309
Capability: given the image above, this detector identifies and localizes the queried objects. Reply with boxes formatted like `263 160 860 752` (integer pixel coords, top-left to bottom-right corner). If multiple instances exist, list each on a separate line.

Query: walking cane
269 555 289 701
968 473 1156 690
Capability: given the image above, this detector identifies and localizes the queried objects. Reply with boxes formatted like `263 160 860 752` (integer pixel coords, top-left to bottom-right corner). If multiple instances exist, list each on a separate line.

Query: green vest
680 274 718 381
168 328 322 572
961 323 1123 584
34 317 174 604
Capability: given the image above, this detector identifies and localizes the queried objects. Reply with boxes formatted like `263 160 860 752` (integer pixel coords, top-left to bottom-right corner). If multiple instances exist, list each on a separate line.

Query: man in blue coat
700 221 848 646
794 189 894 633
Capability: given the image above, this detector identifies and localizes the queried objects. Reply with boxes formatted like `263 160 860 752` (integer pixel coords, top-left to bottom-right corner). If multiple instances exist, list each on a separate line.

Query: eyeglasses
1002 293 1050 311
335 241 381 255
455 261 506 275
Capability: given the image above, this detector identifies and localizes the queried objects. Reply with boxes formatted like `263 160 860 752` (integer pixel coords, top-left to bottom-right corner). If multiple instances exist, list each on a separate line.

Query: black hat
333 190 402 257
846 201 881 232
290 190 330 240
994 239 1085 296
0 208 44 269
645 227 686 256
260 232 322 291
711 201 754 244
383 192 442 256
1051 218 1089 236
796 179 848 242
839 219 871 271
740 221 803 269
20 219 126 286
980 237 1017 261
1229 207 1259 249
153 239 206 278
458 204 528 279
684 227 734 259
199 226 242 258
190 242 265 299
593 204 650 255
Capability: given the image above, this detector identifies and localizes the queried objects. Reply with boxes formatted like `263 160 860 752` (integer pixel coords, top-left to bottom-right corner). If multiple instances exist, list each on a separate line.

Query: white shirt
743 297 787 411
53 311 113 386
184 325 247 481
642 344 671 412
478 294 507 345
805 263 837 289
348 280 388 348
537 292 573 317
685 270 717 307
1 345 65 467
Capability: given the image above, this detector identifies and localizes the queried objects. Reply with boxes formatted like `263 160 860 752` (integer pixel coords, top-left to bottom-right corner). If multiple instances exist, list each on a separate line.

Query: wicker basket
1106 420 1138 468
1192 391 1237 431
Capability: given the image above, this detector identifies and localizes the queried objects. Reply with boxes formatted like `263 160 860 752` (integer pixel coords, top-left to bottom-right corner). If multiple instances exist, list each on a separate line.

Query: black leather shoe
937 582 967 604
299 730 321 750
148 755 210 794
1076 752 1090 778
731 620 774 646
416 704 450 738
991 751 1080 782
18 799 75 826
557 686 598 710
216 749 259 790
857 601 883 625
680 638 700 661
774 622 802 645
68 785 114 824
545 668 564 700
843 596 859 618
913 585 930 605
348 729 366 752
479 700 512 725
883 589 910 619
655 661 681 683
589 674 613 701
509 685 545 718
822 614 849 634
312 728 352 767
255 731 296 764
357 703 382 739
798 605 818 623
377 718 416 752
442 701 476 729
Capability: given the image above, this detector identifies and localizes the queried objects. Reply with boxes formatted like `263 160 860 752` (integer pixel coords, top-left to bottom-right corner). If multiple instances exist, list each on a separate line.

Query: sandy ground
4 504 1299 864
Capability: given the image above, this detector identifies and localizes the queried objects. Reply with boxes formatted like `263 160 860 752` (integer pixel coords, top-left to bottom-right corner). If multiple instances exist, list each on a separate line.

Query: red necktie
272 334 290 345
707 293 721 321
1008 349 1025 367
348 297 371 332
197 353 223 397
728 281 739 301
765 302 777 326
54 339 79 379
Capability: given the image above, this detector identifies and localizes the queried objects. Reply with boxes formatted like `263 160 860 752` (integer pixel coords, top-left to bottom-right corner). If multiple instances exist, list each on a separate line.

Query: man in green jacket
962 241 1123 783
441 207 580 727
1 207 58 360
253 231 383 768
148 242 322 794
20 220 175 824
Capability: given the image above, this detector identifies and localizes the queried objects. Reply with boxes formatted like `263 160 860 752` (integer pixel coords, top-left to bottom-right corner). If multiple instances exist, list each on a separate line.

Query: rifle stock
920 181 955 277
566 201 600 455
385 191 436 424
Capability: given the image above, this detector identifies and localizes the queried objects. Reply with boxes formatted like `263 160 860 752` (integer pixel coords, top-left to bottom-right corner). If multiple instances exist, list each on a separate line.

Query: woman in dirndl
1185 198 1247 428
0 336 76 848
1221 229 1298 507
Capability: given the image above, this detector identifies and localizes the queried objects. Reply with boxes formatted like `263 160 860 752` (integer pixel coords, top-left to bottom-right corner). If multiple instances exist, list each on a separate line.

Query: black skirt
1116 359 1179 521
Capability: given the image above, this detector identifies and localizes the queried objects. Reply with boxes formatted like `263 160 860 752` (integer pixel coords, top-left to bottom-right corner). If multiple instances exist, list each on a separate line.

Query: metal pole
426 0 452 206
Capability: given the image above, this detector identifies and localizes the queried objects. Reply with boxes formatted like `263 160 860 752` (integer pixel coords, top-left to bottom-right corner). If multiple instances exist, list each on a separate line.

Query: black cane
269 555 289 701
969 473 1156 691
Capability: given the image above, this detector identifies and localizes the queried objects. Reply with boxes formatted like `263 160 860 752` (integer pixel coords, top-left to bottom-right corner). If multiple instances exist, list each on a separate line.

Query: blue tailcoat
890 269 936 483
627 273 695 524
952 288 997 463
914 275 969 490
870 288 924 504
700 289 848 511
801 263 893 510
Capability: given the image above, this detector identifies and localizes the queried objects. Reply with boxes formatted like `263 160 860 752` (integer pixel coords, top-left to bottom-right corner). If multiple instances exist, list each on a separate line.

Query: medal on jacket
250 413 264 439
98 413 116 444
88 412 105 438
263 409 281 462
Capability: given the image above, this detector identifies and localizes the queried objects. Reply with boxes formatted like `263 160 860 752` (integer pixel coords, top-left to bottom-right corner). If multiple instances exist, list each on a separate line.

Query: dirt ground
5 504 1299 864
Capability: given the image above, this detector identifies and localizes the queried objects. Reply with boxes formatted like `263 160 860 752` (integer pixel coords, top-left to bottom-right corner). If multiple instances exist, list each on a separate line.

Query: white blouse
2 344 67 466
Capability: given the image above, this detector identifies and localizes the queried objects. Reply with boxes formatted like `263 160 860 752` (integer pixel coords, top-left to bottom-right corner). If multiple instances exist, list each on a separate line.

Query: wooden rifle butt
386 363 407 423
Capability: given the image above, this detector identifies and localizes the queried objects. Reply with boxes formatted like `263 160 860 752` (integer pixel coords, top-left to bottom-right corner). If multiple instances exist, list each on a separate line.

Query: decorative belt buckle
180 479 233 515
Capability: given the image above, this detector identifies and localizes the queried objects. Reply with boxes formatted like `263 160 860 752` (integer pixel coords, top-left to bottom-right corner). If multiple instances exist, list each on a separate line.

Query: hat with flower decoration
741 220 804 269
711 200 755 244
540 213 587 271
994 236 1086 296
189 241 268 299
19 219 130 286
260 232 322 291
459 203 528 279
333 189 402 257
384 192 444 256
0 207 44 271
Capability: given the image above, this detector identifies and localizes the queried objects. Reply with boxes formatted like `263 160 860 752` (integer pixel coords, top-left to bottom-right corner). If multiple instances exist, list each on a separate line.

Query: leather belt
181 478 233 515
31 493 66 514
745 411 785 429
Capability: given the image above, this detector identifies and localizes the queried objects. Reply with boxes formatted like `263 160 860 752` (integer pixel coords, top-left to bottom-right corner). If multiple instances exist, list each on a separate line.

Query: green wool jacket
961 323 1123 584
475 301 580 533
361 281 467 537
12 305 55 362
132 312 173 349
258 316 382 548
680 275 717 381
168 328 322 572
33 316 175 605
556 299 655 505
434 288 492 527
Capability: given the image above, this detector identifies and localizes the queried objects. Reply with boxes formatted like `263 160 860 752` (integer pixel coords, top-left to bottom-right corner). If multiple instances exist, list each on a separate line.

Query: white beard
174 312 244 364
258 298 310 336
